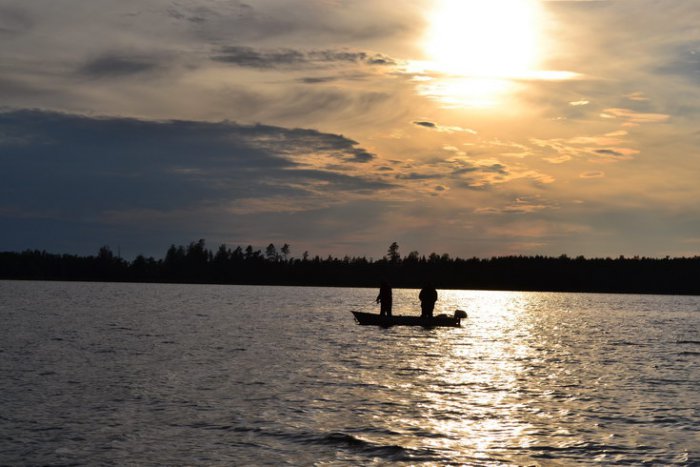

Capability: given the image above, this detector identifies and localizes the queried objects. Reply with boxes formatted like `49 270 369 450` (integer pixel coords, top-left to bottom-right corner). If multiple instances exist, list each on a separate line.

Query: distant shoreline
3 242 700 296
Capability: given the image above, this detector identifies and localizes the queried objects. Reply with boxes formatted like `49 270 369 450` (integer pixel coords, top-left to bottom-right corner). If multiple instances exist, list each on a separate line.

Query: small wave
242 381 265 386
315 431 439 461
321 380 391 391
645 377 692 385
610 340 647 347
254 428 443 462
522 440 640 458
179 422 237 431
321 432 378 448
396 367 429 374
679 351 700 356
677 340 700 345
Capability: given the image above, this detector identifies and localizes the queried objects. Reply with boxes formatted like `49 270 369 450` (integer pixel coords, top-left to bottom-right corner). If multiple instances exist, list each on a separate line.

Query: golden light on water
417 0 565 108
399 290 556 457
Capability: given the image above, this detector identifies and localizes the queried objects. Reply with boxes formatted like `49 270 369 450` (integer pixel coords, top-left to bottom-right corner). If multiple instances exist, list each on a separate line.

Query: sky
1 0 700 260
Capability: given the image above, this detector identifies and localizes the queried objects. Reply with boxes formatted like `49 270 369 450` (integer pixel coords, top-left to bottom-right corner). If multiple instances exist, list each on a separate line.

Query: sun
425 0 543 78
420 0 545 107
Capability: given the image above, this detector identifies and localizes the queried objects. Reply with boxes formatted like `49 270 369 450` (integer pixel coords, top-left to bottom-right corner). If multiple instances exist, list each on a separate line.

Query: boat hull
351 311 461 328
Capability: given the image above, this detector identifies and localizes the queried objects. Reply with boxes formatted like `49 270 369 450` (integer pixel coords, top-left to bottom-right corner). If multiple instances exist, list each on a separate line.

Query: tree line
1 240 700 295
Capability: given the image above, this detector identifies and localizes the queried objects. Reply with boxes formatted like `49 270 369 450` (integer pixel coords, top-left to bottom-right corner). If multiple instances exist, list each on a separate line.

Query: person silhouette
419 282 438 318
376 280 392 317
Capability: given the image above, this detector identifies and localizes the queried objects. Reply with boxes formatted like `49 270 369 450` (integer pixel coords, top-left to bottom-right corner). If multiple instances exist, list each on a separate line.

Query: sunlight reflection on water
411 291 543 461
362 289 700 464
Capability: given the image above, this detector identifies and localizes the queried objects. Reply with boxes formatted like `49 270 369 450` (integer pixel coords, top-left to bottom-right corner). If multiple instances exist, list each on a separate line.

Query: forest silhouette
2 240 700 295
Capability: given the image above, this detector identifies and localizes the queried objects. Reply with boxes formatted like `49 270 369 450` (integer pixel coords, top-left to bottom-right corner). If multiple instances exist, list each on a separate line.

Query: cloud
480 163 508 174
0 109 389 222
212 46 396 69
580 171 605 179
396 172 441 180
431 156 555 189
79 52 166 78
476 196 557 215
413 120 436 129
165 0 421 45
593 149 624 157
532 129 639 163
212 46 306 68
412 120 476 134
601 108 671 125
625 92 649 102
298 76 340 84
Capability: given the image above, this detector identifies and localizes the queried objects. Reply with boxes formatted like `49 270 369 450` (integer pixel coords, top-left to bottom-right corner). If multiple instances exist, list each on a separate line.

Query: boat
351 310 464 328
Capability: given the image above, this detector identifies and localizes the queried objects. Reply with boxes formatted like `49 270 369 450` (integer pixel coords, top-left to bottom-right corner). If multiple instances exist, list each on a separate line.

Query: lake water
1 280 699 465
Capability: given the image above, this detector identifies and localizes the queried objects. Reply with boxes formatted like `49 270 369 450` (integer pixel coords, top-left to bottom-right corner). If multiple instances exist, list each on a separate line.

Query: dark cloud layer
0 109 390 253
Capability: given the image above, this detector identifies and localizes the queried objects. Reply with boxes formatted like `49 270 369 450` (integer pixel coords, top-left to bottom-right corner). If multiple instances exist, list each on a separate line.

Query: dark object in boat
351 310 464 327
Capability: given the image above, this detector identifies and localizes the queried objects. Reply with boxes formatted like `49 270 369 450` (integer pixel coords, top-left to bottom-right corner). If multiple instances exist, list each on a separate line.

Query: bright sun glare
420 0 546 108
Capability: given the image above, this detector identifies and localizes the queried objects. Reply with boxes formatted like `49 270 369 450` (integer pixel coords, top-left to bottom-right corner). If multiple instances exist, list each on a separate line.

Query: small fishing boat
351 310 465 328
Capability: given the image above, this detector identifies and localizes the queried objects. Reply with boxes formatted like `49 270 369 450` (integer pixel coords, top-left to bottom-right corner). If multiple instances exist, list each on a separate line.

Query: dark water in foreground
1 281 699 465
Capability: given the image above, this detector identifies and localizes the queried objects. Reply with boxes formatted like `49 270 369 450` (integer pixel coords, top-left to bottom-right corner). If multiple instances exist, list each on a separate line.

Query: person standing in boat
376 280 392 316
419 283 438 318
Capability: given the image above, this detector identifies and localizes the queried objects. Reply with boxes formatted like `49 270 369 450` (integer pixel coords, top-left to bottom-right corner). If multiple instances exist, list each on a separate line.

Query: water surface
1 281 699 465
